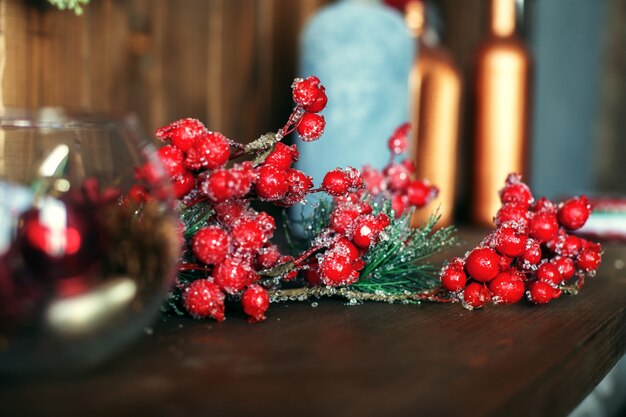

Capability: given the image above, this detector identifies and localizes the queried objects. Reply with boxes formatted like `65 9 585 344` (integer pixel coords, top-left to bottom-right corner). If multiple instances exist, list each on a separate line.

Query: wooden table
1 231 625 417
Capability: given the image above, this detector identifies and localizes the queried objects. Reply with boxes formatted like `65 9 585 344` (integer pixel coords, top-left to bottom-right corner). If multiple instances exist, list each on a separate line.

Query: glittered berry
213 257 252 295
264 143 299 170
537 262 562 286
333 237 360 261
495 203 529 228
256 164 289 200
558 196 590 230
385 163 412 191
361 165 386 194
577 248 601 272
157 145 185 177
255 211 277 238
350 215 381 249
214 200 251 225
292 76 327 112
192 226 230 265
465 247 500 282
553 256 575 281
391 194 408 218
319 252 359 286
256 244 282 269
297 113 325 142
495 227 528 257
406 180 436 207
201 169 237 203
521 240 542 267
284 169 313 201
171 171 196 198
232 220 267 253
462 283 491 309
529 212 559 243
489 271 525 304
322 168 351 196
527 281 555 304
330 205 360 234
241 284 270 323
560 234 582 256
183 279 225 321
440 265 467 292
388 123 410 155
127 184 148 203
500 174 533 208
156 118 205 152
184 132 231 170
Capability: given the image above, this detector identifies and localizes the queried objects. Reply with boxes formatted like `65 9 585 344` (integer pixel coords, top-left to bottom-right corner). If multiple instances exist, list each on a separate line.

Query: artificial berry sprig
438 173 601 309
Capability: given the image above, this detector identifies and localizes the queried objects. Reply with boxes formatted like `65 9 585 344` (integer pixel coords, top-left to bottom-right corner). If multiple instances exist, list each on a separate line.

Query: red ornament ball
241 284 270 323
465 247 501 282
183 279 225 321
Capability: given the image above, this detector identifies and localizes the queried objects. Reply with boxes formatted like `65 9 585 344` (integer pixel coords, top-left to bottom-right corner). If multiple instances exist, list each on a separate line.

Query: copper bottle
473 0 531 225
405 0 462 227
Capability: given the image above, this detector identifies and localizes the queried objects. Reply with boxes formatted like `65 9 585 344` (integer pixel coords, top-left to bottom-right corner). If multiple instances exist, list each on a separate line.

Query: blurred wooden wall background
0 0 331 142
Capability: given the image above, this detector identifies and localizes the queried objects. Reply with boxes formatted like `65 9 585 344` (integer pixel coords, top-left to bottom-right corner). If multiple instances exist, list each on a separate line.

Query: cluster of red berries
439 174 602 309
359 123 438 218
145 76 364 322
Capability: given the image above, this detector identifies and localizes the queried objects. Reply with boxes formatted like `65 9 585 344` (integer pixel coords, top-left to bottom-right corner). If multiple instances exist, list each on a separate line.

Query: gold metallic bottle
473 0 531 225
406 0 462 227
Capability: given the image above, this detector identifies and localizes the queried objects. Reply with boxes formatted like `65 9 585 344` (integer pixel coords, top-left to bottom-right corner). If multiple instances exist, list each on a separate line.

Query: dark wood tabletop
1 231 625 417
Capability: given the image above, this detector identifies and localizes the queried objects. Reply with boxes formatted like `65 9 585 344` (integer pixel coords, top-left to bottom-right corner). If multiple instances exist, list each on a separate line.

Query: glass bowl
0 108 180 375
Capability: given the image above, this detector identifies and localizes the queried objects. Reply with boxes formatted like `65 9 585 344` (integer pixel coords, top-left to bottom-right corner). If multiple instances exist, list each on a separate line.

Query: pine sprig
47 0 89 15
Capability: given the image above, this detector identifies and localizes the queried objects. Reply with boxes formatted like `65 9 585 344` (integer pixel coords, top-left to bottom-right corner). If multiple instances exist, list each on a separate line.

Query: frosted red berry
241 284 270 322
264 143 299 170
171 171 196 198
560 234 582 256
385 163 412 191
232 220 267 253
330 205 360 234
462 283 491 309
184 132 231 171
553 256 575 280
406 180 435 207
213 257 252 295
319 252 359 286
489 271 525 304
495 227 527 257
322 169 351 196
333 237 361 261
529 212 559 243
256 164 289 200
351 215 381 249
157 145 185 177
155 118 205 152
297 113 325 142
521 240 542 267
387 123 410 155
527 281 555 304
537 262 562 286
183 279 225 321
440 264 467 292
192 226 230 265
201 169 237 203
500 180 533 208
292 76 327 112
577 248 601 271
465 247 500 282
558 196 590 230
495 203 529 228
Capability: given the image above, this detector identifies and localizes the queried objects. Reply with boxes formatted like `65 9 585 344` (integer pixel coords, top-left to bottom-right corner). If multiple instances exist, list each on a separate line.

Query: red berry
465 247 500 282
537 262 563 286
304 268 322 286
333 237 360 261
527 281 555 304
155 118 205 152
127 184 148 203
157 145 185 177
255 211 276 238
171 171 196 198
391 194 408 218
489 270 525 304
440 265 467 292
462 283 491 309
214 200 251 225
184 132 231 170
297 113 325 142
319 252 359 286
387 123 410 155
385 163 412 191
255 244 282 269
558 196 590 230
213 257 253 295
361 165 386 194
201 169 237 203
256 164 289 200
560 234 582 256
500 175 533 208
553 256 575 281
183 279 225 321
495 227 528 257
521 241 542 267
495 203 529 228
192 226 230 265
264 143 299 170
529 212 559 243
231 220 267 253
322 168 351 196
241 284 270 323
330 205 360 234
406 180 436 207
577 248 601 271
350 215 381 249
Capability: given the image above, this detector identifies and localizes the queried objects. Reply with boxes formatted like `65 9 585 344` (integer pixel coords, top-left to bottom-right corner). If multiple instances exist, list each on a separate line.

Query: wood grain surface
1 230 625 417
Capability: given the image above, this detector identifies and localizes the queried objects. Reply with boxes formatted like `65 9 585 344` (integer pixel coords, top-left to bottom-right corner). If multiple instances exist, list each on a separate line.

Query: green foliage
47 0 89 15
